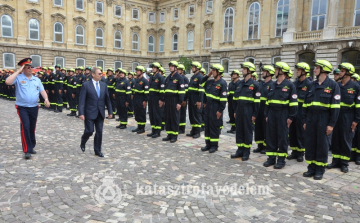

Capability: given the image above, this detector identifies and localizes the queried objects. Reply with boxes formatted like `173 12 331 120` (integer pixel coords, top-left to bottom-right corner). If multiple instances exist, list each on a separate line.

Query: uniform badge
324 87 332 93
36 86 39 90
302 86 307 91
194 78 198 82
161 84 165 88
145 86 149 89
222 92 227 96
74 82 76 84
185 84 188 87
139 81 143 85
127 86 131 89
334 94 341 100
256 92 261 97
282 88 288 92
358 96 360 100
249 86 254 90
180 84 184 88
292 94 298 99
155 79 159 83
20 81 26 84
348 90 354 94
347 88 355 94
216 86 220 89
121 82 124 85
173 79 178 84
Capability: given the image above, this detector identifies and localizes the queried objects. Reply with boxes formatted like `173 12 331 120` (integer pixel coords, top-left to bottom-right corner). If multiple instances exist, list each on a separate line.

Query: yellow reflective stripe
236 143 252 148
206 93 227 101
179 123 186 126
199 89 205 92
304 102 330 108
297 99 304 103
267 100 289 105
200 82 206 87
331 104 340 108
120 121 128 124
254 99 260 103
137 122 146 125
228 91 235 94
205 137 210 140
209 138 219 142
133 89 145 93
166 131 178 135
149 88 160 92
356 104 360 108
233 96 254 102
188 87 200 91
305 160 328 166
266 152 277 156
260 97 267 101
126 91 131 94
178 91 186 94
340 102 355 107
289 102 298 107
332 154 350 160
164 89 179 93
290 147 305 152
191 124 202 127
115 89 126 92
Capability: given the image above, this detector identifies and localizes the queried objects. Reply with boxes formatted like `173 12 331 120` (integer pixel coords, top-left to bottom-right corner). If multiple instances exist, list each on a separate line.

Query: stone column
323 0 339 39
283 0 297 43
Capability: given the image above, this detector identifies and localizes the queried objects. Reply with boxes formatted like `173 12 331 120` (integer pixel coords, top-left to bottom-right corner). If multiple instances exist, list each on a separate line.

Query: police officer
178 64 189 134
66 69 78 116
288 62 312 162
264 62 298 169
54 64 64 113
231 62 260 161
186 62 204 138
161 61 185 143
146 62 165 137
132 66 149 134
253 65 275 154
302 60 340 180
327 63 360 173
106 68 116 118
227 70 241 134
115 69 132 129
127 71 136 117
200 64 227 153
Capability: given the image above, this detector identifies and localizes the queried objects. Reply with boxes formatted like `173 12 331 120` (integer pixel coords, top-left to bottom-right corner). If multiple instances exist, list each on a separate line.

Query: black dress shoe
303 171 315 177
30 150 37 154
147 132 154 137
162 136 171 141
25 153 31 159
170 138 177 143
263 160 276 167
286 154 297 160
186 133 194 137
137 129 145 134
116 125 122 128
132 128 139 132
80 144 85 152
192 133 200 139
201 146 210 151
253 147 262 153
313 173 323 180
152 133 160 138
95 152 104 157
209 147 218 153
297 156 304 162
274 163 285 169
120 125 127 129
340 165 349 173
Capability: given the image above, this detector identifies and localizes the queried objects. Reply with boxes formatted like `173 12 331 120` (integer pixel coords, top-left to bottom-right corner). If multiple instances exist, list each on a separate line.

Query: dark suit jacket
78 81 112 120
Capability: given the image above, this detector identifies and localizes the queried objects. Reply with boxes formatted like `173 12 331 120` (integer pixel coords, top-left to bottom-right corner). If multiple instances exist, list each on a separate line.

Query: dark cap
18 58 32 66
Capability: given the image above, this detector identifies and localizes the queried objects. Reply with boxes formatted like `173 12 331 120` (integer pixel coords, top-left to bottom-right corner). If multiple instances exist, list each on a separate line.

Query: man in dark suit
78 67 112 157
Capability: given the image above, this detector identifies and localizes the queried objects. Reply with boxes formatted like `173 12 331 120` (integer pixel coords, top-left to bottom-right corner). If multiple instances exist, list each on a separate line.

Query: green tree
178 55 192 74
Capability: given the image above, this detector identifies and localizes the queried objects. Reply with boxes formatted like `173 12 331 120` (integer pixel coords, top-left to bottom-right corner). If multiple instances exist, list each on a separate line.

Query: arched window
75 25 84 45
248 2 260 39
299 52 315 77
224 7 234 42
29 19 40 40
114 31 122 49
159 35 164 52
245 57 255 64
311 0 327 31
272 56 281 64
54 22 64 43
204 29 212 49
342 50 360 73
172 34 178 51
95 28 104 47
3 53 15 68
1 15 13 38
132 33 139 51
187 31 194 50
221 58 229 74
354 0 360 26
276 0 289 37
148 35 155 52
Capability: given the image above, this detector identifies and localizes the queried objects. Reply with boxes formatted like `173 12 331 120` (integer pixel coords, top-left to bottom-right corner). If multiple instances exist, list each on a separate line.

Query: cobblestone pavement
1 99 360 223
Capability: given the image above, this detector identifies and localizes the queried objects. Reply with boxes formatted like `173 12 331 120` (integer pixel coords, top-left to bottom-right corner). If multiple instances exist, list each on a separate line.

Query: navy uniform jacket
233 78 260 117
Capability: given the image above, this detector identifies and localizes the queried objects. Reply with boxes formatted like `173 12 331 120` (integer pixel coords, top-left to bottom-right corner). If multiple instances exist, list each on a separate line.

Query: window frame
160 11 165 23
173 8 179 20
187 31 194 50
310 0 328 31
53 22 64 43
223 7 234 42
76 0 84 10
75 25 85 45
275 0 289 37
1 15 13 38
188 4 195 17
220 58 230 75
272 56 281 64
172 33 178 51
354 0 360 26
53 0 62 7
159 35 164 52
3 53 15 69
148 11 155 23
132 8 139 20
148 35 155 52
96 1 104 14
204 28 212 49
76 58 86 68
28 18 40 41
202 62 209 74
206 1 213 14
248 2 261 40
114 61 122 70
114 5 122 17
132 62 140 72
96 59 105 71
30 55 42 67
132 33 139 51
95 28 104 47
114 30 122 49
54 56 65 68
245 57 256 65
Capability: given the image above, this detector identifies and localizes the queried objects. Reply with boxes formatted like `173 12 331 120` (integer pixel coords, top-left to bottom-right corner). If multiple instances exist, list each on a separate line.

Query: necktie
96 82 100 98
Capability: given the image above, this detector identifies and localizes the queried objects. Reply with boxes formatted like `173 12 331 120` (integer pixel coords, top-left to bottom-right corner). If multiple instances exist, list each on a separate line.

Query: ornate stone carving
171 26 179 33
0 4 15 16
223 0 237 9
130 25 141 32
106 0 114 7
166 7 171 13
94 20 106 29
141 6 148 13
113 22 124 30
158 28 165 35
180 3 186 9
147 28 157 35
52 42 66 48
246 0 263 9
73 16 87 27
51 13 66 23
197 0 203 6
25 8 42 20
219 41 235 47
186 23 195 31
203 20 214 29
125 4 131 10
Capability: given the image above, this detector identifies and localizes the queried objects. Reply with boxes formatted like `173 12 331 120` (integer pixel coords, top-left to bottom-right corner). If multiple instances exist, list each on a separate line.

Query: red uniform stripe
15 105 28 153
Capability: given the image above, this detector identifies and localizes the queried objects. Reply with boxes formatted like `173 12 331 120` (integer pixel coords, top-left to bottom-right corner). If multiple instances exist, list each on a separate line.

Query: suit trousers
81 112 104 155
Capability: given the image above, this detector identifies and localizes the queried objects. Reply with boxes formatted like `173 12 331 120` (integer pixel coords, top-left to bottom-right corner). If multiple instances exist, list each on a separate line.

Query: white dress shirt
92 79 100 93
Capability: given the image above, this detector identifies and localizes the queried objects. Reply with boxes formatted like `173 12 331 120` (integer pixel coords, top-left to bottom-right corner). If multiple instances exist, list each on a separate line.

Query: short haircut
91 67 100 74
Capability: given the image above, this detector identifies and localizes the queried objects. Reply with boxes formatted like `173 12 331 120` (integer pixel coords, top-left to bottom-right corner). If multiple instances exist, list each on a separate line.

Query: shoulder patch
222 92 227 96
256 92 261 97
180 84 184 88
292 94 298 99
334 94 341 100
358 95 360 100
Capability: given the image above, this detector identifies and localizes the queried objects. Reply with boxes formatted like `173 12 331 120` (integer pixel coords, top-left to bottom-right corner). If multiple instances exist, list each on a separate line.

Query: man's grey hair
91 67 100 74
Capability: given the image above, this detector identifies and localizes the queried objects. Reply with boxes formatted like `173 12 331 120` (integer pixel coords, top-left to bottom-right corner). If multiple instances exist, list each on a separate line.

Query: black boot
162 135 171 141
179 127 185 134
242 149 250 161
253 144 263 153
340 160 349 173
227 127 236 134
67 111 76 116
297 154 304 162
170 136 177 143
286 151 298 160
274 156 286 169
326 158 340 169
230 147 243 159
303 164 316 177
132 126 140 132
314 166 325 180
137 127 145 134
209 146 218 153
147 130 155 137
120 125 127 129
152 130 160 138
263 157 276 167
186 129 194 137
356 153 360 165
201 144 210 151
